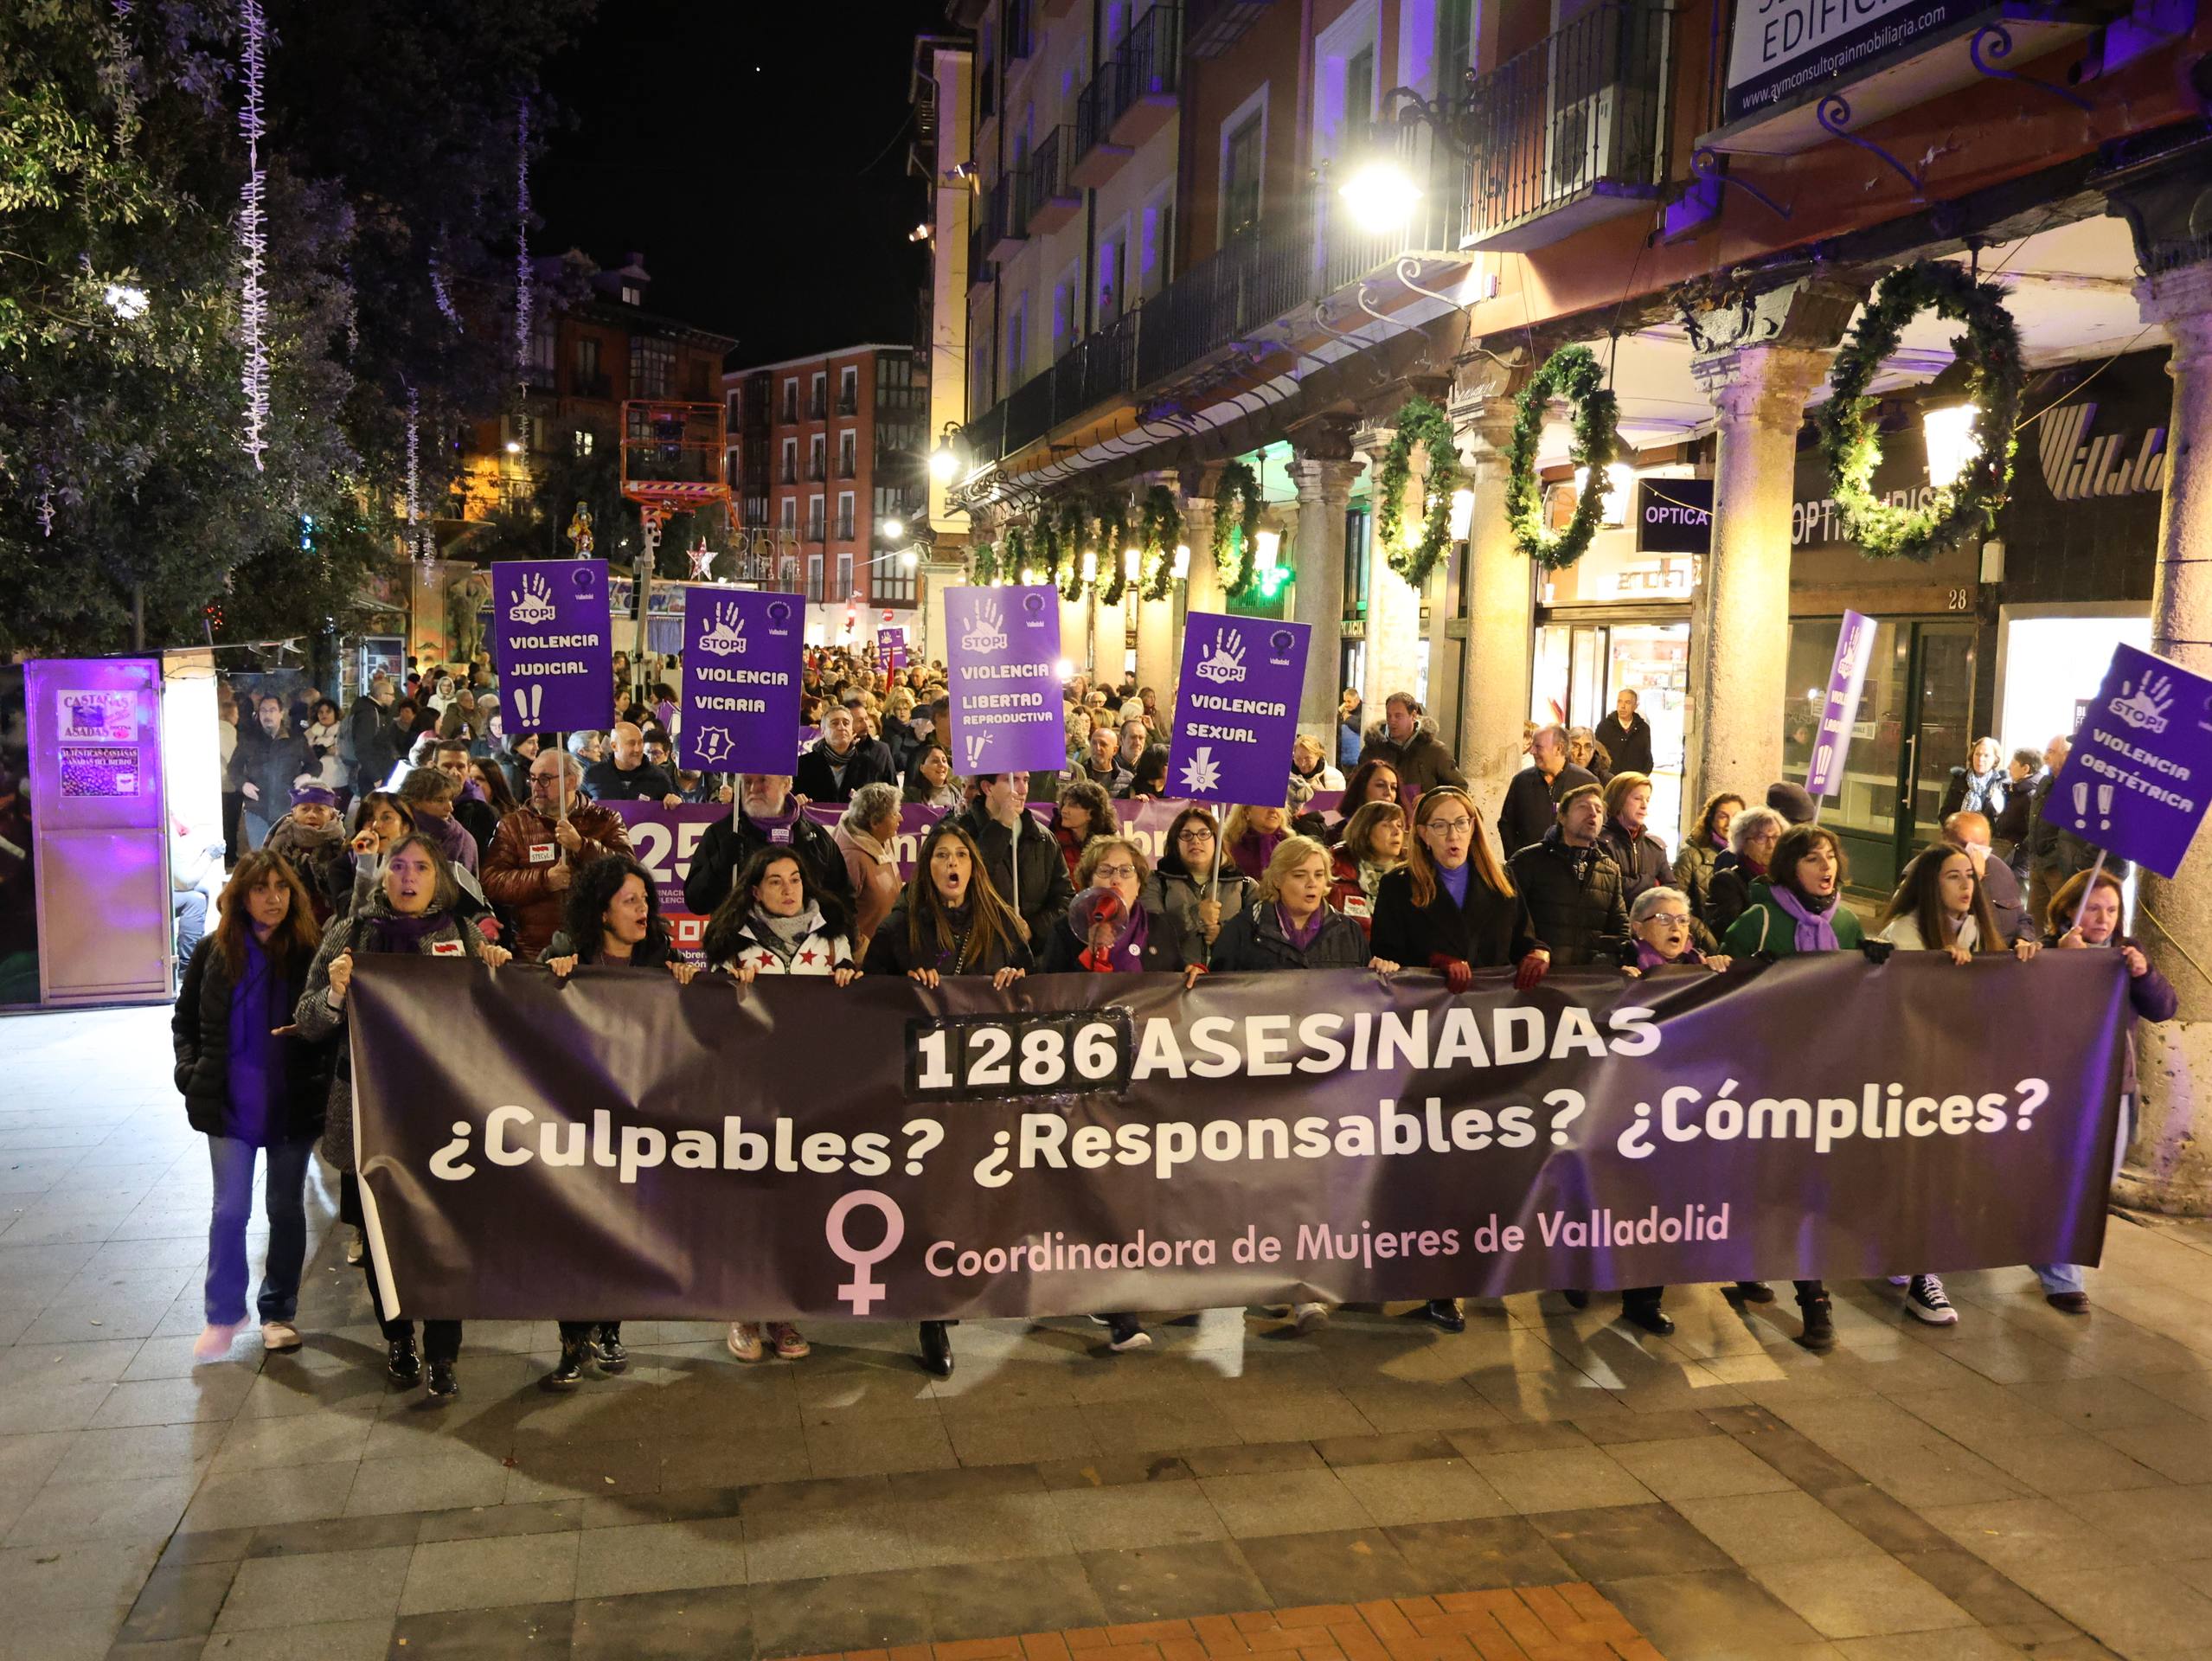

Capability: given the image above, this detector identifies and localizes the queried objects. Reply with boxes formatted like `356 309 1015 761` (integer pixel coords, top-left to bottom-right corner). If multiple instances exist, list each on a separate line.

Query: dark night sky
537 0 949 366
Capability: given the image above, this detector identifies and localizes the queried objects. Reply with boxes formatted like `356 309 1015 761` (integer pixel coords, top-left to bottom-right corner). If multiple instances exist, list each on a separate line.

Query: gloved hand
1427 952 1473 995
1514 951 1551 991
1860 940 1894 965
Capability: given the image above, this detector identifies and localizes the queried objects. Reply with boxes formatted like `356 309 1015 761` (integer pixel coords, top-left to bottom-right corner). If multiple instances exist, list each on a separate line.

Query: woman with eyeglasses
1140 805 1253 967
1369 787 1547 1334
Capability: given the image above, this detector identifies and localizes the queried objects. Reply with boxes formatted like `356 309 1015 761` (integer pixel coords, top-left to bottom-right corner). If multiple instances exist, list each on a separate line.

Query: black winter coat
1210 903 1371 971
347 696 401 791
1593 713 1653 779
1038 904 1200 972
1369 865 1543 971
862 902 1035 978
1356 728 1465 796
792 739 893 805
1497 763 1599 861
955 804 1075 944
1705 854 1757 939
227 724 315 811
1596 821 1670 909
682 811 851 918
1507 829 1629 967
172 940 331 1142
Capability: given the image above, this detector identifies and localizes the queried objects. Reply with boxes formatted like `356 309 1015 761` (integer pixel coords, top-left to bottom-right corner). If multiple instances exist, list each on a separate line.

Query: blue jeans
205 1136 314 1325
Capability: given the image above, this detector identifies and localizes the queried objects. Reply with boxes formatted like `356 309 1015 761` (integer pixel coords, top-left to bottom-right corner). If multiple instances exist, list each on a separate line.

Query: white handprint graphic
697 601 747 657
507 572 557 625
960 596 1009 654
2109 670 2172 735
1195 629 1248 684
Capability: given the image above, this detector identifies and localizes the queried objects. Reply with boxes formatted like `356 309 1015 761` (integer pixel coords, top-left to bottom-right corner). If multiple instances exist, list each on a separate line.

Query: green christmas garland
969 539 999 586
1504 345 1619 572
1052 499 1090 601
1138 484 1183 602
1815 260 2023 562
1212 461 1264 596
1095 497 1132 606
1375 396 1462 587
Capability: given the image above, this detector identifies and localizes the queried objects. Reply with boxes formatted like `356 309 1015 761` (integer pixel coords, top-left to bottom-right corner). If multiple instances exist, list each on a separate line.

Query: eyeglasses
1646 912 1691 927
1093 863 1138 881
1176 830 1214 843
1425 818 1474 836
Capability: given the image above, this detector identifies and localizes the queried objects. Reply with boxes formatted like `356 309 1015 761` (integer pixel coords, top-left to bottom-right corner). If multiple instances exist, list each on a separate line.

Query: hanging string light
515 98 533 387
429 253 460 330
405 386 426 562
236 0 270 470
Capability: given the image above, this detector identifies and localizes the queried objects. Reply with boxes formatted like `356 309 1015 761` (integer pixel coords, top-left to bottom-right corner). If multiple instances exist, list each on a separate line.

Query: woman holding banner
1214 837 1384 973
864 822 1031 1377
535 856 699 1388
1369 787 1548 1335
294 835 511 1399
1141 806 1253 967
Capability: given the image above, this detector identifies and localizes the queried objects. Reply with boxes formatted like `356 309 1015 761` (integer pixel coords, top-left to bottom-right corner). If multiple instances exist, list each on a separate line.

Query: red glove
1427 953 1473 995
1514 952 1549 991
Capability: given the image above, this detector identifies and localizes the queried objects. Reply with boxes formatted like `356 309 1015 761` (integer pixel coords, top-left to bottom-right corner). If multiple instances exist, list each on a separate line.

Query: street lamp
1124 547 1141 580
1171 543 1191 579
882 516 905 541
1336 78 1475 236
1340 158 1423 234
1920 358 1984 491
901 548 918 571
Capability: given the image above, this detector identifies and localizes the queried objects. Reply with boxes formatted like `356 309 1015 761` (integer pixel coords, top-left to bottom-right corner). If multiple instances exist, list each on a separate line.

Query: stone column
1288 438 1362 741
1172 467 1223 724
2117 256 2212 1215
1135 578 1177 706
1454 396 1532 830
1684 278 1859 818
1360 426 1430 722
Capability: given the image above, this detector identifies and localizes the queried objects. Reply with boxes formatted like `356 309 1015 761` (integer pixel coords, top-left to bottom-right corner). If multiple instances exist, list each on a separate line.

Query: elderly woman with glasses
1619 886 1732 977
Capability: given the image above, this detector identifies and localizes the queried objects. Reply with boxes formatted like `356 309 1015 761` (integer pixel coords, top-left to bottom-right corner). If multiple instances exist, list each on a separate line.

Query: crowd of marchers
172 647 2164 1399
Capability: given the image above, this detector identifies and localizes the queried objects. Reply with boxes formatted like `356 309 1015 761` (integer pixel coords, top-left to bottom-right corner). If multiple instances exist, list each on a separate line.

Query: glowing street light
1339 159 1422 234
928 440 960 484
1171 543 1191 579
1253 529 1281 572
1921 401 1983 490
1080 548 1098 583
882 516 905 541
900 548 918 570
1123 547 1141 580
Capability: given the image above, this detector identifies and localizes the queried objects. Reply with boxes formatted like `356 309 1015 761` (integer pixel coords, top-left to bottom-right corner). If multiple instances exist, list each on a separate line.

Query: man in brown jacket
481 751 632 958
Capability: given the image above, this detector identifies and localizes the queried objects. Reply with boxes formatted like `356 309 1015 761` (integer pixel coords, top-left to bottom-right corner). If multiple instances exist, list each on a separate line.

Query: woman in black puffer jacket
1211 835 1382 972
172 850 332 1365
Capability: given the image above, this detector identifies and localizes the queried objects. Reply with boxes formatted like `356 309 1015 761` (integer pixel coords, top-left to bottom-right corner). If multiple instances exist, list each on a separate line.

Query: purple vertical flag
944 585 1066 774
680 587 805 774
2062 643 2212 878
491 560 612 733
1805 609 1875 802
1167 612 1311 806
878 625 907 672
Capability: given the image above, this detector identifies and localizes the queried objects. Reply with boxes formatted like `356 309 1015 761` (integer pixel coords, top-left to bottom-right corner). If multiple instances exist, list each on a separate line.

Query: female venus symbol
825 1191 906 1314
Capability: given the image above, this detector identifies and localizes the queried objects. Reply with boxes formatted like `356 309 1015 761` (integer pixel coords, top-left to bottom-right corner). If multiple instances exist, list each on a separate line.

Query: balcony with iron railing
986 170 1028 262
1023 125 1083 235
1071 6 1181 189
1463 1 1673 252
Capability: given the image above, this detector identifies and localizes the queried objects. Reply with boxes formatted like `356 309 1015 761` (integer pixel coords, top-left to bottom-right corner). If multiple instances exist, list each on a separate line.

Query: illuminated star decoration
687 539 717 580
1177 746 1221 795
236 0 270 469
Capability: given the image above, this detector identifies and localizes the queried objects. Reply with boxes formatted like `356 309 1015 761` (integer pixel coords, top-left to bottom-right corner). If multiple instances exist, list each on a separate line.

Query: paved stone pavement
6 1008 2212 1661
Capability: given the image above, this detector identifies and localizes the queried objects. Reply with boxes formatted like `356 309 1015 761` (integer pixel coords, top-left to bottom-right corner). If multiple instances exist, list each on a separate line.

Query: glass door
1531 619 1690 839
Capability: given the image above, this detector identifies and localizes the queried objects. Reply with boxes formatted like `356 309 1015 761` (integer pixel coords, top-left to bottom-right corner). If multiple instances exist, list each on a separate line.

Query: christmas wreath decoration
1815 260 2023 562
1138 484 1183 602
1504 345 1619 572
1212 461 1264 596
1096 498 1132 606
1375 396 1462 587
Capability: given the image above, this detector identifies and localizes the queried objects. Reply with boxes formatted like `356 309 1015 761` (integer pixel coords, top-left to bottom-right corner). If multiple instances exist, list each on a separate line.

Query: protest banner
2061 643 2212 877
1805 610 1875 804
490 560 612 733
878 625 907 673
1167 614 1310 805
944 586 1066 775
680 587 805 773
350 951 2128 1321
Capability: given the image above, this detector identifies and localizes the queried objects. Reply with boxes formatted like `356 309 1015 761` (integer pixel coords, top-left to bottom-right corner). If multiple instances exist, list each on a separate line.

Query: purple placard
2061 643 2212 878
606 800 728 961
877 626 907 672
944 585 1066 775
1805 609 1875 802
1166 613 1311 806
490 560 612 734
681 587 805 774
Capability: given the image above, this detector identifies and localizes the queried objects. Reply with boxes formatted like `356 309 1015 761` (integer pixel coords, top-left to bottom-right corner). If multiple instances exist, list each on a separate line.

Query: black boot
385 1334 421 1389
919 1320 954 1378
426 1357 460 1400
1798 1293 1836 1353
1420 1299 1465 1333
1734 1280 1776 1304
1561 1289 1590 1310
1622 1295 1674 1337
542 1336 588 1392
591 1324 628 1374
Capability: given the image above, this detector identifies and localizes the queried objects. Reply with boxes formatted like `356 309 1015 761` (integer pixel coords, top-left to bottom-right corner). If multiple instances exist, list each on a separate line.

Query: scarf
362 908 451 955
750 901 824 966
1768 885 1838 953
276 813 344 850
1631 938 1705 972
1742 855 1768 878
1275 902 1325 952
1356 859 1392 901
745 798 800 841
1231 828 1284 882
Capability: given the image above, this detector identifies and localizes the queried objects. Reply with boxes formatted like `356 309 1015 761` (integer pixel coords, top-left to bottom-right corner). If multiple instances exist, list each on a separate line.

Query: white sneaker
261 1320 302 1352
1905 1275 1959 1325
1292 1302 1329 1331
345 1233 365 1266
192 1322 243 1362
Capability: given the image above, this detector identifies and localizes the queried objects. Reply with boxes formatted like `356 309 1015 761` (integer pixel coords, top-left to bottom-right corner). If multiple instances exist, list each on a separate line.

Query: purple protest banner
680 587 805 774
877 626 907 673
491 560 612 734
2061 643 2212 878
1167 612 1311 806
944 585 1066 775
606 800 727 960
1805 609 1875 803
